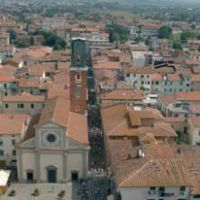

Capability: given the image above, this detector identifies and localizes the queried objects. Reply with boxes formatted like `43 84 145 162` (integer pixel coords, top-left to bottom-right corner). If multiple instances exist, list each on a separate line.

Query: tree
34 29 66 50
158 25 172 39
44 35 56 46
53 38 66 50
106 23 129 43
173 41 182 50
180 32 199 43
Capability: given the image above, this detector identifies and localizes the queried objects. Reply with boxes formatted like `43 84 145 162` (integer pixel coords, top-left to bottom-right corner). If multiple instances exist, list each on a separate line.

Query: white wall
21 152 36 180
40 153 63 182
120 186 190 200
66 152 85 181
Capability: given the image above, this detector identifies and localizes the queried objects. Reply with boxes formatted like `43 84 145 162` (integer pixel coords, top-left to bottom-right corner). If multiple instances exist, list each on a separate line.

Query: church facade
16 38 90 183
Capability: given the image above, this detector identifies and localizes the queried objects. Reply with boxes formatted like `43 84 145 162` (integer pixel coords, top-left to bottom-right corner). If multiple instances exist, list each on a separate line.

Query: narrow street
86 93 109 200
88 104 105 171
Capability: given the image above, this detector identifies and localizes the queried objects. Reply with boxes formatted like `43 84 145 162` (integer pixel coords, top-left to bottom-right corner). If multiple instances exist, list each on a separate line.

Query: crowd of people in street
89 127 105 170
77 180 89 200
82 102 108 200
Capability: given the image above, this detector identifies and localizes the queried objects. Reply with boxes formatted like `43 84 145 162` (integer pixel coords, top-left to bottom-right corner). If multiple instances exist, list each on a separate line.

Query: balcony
159 192 175 197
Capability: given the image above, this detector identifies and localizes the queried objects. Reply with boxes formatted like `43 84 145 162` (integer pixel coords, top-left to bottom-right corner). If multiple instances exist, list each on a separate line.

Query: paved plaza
1 183 81 200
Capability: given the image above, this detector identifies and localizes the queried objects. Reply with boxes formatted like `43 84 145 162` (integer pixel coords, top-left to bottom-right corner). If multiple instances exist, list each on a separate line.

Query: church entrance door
47 166 57 183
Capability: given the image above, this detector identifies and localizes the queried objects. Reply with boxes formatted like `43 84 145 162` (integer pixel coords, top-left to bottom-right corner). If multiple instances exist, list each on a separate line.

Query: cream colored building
124 67 193 94
119 185 190 200
16 97 89 183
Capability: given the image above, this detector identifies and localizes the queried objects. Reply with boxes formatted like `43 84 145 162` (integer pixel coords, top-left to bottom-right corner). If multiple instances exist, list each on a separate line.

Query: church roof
23 96 88 145
23 113 41 141
37 96 70 128
67 112 88 145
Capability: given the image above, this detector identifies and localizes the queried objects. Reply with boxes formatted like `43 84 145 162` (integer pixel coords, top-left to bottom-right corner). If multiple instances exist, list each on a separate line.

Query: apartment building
1 92 45 115
0 75 17 97
100 89 144 106
124 66 192 94
158 91 200 118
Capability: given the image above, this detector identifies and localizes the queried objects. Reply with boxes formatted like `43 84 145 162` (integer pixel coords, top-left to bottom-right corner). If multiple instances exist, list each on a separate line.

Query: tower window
76 92 80 98
76 73 80 80
75 72 81 83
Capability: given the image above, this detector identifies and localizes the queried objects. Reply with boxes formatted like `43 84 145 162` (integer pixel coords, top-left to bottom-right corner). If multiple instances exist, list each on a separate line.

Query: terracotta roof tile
101 89 144 101
176 91 200 101
38 97 69 127
120 159 189 187
192 75 200 82
93 61 121 70
0 114 30 135
67 112 88 145
108 142 193 188
101 104 172 139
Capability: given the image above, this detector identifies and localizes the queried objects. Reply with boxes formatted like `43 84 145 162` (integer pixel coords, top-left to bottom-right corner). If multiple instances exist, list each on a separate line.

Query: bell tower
70 38 87 114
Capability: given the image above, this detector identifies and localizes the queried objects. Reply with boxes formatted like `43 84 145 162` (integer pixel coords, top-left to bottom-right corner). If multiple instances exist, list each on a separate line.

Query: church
16 39 90 183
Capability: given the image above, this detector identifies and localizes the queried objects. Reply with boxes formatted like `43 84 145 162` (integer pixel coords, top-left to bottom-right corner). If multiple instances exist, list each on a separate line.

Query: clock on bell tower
70 38 88 114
